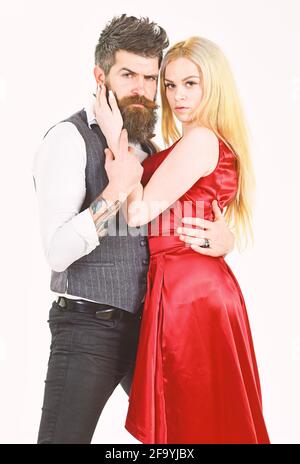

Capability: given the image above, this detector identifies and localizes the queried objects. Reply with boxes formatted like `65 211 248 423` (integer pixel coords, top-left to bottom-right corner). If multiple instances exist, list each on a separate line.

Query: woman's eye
186 81 197 87
165 83 175 89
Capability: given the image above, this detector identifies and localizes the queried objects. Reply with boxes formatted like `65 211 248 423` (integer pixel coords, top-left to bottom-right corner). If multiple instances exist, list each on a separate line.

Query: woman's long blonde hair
160 36 255 248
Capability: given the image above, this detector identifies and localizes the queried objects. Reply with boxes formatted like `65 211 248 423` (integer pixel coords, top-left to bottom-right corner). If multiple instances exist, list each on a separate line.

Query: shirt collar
84 95 98 129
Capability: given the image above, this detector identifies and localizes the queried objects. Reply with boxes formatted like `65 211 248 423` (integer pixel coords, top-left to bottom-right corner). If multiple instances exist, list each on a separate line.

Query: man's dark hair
95 14 169 74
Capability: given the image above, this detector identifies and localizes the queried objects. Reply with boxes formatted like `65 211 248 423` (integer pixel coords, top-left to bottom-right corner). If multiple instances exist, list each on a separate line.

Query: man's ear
93 65 106 86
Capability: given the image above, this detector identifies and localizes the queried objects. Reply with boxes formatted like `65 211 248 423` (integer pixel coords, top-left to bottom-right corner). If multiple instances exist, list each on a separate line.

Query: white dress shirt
32 97 148 301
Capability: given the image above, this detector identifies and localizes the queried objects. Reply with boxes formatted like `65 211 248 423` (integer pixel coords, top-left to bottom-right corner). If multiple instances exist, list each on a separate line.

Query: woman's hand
94 83 124 154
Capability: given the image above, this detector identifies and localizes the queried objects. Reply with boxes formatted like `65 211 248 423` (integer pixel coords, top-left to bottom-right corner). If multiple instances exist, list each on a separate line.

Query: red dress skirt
125 139 270 444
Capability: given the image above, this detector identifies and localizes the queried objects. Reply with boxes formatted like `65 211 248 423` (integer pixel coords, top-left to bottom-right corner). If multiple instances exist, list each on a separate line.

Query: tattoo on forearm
90 196 122 238
91 197 106 215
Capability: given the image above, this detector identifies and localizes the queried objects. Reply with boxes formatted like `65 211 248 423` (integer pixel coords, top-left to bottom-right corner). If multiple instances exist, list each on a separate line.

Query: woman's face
164 57 203 124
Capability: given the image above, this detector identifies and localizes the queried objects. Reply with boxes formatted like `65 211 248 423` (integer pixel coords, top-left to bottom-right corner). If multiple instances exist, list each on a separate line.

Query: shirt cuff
71 208 100 252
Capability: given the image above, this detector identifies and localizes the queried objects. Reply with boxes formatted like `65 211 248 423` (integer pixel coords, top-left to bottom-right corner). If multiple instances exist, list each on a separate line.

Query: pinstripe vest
49 109 155 313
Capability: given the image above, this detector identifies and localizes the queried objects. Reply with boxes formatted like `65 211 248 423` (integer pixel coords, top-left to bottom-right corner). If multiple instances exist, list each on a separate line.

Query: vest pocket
73 262 115 267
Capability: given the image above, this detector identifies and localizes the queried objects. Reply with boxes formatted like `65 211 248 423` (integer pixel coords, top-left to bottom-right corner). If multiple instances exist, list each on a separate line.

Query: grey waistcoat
48 109 155 313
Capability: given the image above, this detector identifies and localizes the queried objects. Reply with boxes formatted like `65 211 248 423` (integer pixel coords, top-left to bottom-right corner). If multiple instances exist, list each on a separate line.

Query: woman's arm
126 127 219 227
121 182 143 224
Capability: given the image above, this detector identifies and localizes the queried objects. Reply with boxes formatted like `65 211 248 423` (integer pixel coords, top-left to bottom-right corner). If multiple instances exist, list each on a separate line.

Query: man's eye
123 73 133 78
146 76 157 81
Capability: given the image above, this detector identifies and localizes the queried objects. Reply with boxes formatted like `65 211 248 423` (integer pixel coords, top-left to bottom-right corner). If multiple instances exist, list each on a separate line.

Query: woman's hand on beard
94 83 124 154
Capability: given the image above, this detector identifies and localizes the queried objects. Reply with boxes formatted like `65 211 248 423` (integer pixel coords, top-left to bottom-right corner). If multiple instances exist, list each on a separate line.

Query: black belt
55 296 142 320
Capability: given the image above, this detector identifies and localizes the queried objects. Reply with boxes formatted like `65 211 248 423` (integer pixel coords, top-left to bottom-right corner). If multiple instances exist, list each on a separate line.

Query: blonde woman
97 37 270 444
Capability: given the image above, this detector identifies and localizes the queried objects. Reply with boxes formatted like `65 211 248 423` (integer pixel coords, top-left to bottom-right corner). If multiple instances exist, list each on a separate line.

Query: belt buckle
57 296 67 309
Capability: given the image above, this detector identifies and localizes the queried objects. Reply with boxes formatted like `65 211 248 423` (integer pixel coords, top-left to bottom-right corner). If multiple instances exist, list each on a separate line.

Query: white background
0 0 299 444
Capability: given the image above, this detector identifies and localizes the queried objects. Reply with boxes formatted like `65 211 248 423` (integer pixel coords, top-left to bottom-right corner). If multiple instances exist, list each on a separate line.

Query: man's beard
116 95 158 145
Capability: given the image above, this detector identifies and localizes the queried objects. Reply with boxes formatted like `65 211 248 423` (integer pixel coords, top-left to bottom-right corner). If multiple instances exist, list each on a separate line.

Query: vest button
140 240 146 246
142 259 149 265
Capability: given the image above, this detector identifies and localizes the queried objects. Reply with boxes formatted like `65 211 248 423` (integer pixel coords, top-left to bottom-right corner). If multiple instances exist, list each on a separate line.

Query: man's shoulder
44 109 87 138
61 108 87 125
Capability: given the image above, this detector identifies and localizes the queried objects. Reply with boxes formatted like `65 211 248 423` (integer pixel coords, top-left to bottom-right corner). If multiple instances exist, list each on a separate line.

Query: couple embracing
33 14 270 444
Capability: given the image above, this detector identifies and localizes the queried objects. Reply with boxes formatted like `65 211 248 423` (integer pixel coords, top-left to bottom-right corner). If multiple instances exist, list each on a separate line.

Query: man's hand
103 128 143 201
89 129 143 237
177 200 235 257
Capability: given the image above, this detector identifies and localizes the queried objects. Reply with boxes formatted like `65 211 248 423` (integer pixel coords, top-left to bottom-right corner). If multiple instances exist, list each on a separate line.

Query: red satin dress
125 139 270 444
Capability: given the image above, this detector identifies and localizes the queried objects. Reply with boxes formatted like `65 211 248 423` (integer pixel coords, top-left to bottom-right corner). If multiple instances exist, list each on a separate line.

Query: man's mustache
117 95 159 110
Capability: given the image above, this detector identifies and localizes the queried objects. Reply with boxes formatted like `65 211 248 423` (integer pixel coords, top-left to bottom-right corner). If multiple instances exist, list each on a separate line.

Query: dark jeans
37 300 143 444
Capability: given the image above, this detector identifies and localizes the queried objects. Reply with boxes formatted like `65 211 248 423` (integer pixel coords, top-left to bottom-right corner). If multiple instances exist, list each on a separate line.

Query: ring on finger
200 238 210 248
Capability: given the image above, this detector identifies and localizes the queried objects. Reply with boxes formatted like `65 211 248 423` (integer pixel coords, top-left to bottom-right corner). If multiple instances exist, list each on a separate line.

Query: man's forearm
89 184 124 237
